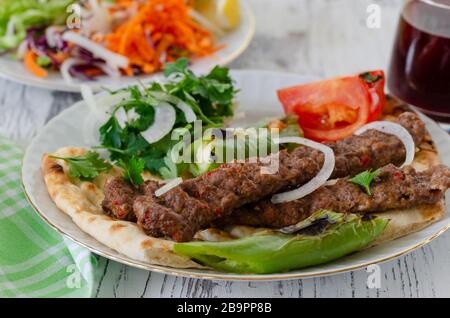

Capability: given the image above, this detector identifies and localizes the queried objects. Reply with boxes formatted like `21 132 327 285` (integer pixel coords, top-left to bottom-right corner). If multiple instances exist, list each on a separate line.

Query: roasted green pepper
173 210 388 274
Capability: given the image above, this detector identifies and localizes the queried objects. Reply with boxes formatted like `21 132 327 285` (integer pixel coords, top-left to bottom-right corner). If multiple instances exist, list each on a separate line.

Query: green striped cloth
0 136 97 298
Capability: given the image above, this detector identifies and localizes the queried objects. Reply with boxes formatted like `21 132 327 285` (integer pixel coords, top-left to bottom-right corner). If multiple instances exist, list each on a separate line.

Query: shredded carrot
48 51 69 64
105 0 218 75
91 33 105 44
24 50 48 78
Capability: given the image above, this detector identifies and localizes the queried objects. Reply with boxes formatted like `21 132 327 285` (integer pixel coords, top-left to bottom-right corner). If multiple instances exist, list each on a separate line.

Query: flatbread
41 99 446 270
371 98 445 244
42 147 203 269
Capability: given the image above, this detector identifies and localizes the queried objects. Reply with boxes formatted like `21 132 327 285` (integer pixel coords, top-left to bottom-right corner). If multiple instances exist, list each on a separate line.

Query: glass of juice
388 0 450 124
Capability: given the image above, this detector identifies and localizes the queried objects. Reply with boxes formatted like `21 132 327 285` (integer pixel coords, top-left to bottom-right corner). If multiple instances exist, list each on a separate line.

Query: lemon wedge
194 0 241 31
217 0 241 30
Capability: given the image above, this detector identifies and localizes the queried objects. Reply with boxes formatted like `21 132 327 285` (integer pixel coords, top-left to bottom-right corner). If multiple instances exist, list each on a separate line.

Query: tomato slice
277 71 385 141
363 70 386 122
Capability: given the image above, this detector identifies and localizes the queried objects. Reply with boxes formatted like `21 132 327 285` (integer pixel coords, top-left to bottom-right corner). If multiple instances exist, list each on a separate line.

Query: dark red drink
388 0 450 123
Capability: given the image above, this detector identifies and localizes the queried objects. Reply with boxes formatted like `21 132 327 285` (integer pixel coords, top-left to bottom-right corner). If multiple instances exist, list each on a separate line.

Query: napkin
0 136 96 298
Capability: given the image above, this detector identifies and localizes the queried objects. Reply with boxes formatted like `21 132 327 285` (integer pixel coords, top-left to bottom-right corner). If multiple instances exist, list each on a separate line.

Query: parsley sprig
98 58 237 185
163 58 236 126
51 151 112 181
349 169 381 196
117 156 145 186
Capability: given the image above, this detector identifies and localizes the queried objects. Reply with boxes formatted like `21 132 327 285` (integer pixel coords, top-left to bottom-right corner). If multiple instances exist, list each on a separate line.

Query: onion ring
355 121 415 167
155 178 183 197
271 137 335 204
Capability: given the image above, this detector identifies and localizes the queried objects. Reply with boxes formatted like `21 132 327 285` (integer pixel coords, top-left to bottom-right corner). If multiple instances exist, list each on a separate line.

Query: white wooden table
2 0 450 298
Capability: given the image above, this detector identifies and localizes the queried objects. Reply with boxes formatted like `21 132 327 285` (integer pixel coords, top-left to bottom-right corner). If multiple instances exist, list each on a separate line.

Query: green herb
359 72 382 84
98 58 236 181
118 156 145 186
99 117 123 150
50 151 112 181
36 55 52 67
349 169 382 195
162 58 236 126
163 57 190 77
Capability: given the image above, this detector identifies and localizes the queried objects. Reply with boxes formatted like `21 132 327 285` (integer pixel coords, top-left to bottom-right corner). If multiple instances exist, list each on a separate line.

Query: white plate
22 70 450 281
0 1 254 92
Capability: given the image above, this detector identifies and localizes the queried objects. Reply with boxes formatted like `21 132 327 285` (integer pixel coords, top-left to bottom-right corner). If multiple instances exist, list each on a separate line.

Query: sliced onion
271 137 335 204
96 91 130 112
324 179 338 186
81 84 132 135
16 40 28 59
126 107 139 122
93 62 121 79
81 84 110 145
114 107 128 128
141 102 176 144
355 121 415 167
62 31 128 69
60 58 84 83
150 91 197 123
82 114 101 146
86 91 130 129
45 26 64 48
155 178 183 197
111 102 139 129
6 18 15 37
80 84 100 115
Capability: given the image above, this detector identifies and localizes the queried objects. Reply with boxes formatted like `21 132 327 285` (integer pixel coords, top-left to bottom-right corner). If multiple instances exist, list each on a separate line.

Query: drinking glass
388 0 450 124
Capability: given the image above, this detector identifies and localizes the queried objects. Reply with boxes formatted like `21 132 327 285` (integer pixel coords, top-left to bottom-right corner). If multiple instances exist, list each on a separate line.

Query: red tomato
277 71 385 141
364 70 386 122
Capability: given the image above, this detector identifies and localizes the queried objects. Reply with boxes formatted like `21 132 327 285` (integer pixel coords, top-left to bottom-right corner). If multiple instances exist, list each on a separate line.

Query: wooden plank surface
1 0 450 298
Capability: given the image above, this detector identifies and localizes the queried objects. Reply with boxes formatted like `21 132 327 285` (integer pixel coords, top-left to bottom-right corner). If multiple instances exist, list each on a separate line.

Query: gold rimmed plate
21 70 450 281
